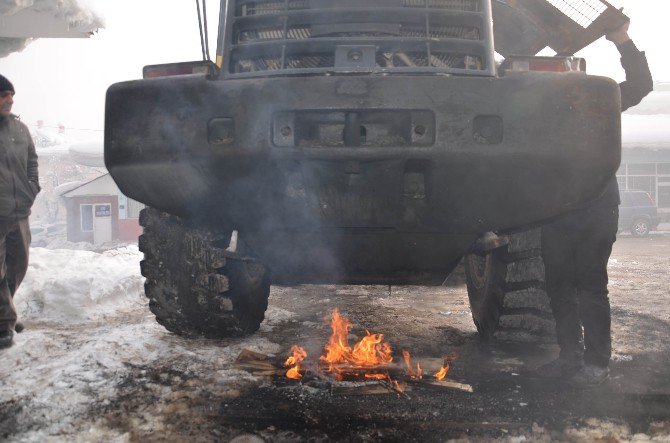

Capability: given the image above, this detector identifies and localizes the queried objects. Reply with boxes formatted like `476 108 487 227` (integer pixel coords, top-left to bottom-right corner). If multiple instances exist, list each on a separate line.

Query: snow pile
0 247 287 441
0 320 282 441
31 126 79 157
1 0 103 57
52 180 84 196
519 419 670 442
15 245 145 323
0 0 103 28
0 0 32 16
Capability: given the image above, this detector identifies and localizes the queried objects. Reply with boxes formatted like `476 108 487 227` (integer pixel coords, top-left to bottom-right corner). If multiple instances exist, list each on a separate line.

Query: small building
61 174 144 244
617 84 670 220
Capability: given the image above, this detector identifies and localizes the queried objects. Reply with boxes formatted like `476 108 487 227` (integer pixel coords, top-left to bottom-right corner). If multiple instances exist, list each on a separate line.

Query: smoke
0 0 103 58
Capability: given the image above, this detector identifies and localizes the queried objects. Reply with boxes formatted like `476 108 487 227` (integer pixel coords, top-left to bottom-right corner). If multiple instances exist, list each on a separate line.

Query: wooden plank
235 349 272 363
424 379 473 393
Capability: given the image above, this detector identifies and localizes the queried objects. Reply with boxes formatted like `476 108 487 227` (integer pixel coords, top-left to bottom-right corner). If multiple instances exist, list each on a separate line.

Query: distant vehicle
619 190 661 237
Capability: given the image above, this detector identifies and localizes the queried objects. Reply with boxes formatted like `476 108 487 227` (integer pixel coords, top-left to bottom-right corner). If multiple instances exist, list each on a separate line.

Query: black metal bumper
105 73 620 284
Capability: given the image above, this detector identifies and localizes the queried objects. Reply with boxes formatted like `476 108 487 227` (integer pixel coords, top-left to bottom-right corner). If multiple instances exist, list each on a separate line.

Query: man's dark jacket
597 40 654 208
0 115 40 221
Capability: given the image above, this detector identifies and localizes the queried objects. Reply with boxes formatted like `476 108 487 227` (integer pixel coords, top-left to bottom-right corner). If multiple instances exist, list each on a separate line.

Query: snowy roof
624 84 670 116
68 139 105 167
62 173 120 198
0 0 103 57
622 114 670 151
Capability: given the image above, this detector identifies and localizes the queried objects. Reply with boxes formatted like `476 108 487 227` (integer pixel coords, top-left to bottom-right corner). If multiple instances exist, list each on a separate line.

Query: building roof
621 84 670 162
68 139 105 167
622 114 670 151
0 0 102 57
62 173 120 198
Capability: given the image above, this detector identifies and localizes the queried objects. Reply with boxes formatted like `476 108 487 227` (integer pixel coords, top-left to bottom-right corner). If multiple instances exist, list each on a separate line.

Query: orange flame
284 345 307 380
319 309 393 379
434 352 458 380
434 365 448 380
392 380 405 393
402 350 423 379
282 310 457 383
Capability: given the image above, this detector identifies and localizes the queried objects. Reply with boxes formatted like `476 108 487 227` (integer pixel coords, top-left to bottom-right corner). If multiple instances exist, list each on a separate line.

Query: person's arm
26 129 40 194
606 22 653 112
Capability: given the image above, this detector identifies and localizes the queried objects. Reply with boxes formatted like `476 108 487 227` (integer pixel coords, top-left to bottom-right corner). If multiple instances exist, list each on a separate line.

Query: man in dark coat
538 22 654 385
0 74 40 350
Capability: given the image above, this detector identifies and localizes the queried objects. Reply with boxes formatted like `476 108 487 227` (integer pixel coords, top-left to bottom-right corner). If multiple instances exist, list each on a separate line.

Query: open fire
284 309 454 384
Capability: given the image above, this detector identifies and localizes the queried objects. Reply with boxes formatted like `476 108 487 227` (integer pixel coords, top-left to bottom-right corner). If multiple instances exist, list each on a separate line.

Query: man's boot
0 330 13 349
527 352 583 379
570 364 609 386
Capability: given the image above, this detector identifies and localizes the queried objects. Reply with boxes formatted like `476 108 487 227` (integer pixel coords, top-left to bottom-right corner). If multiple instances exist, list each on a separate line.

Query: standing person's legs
5 217 31 297
574 206 618 369
0 221 16 332
541 214 583 359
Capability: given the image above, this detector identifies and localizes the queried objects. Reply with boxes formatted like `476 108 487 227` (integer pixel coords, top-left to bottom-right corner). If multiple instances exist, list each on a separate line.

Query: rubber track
138 207 270 338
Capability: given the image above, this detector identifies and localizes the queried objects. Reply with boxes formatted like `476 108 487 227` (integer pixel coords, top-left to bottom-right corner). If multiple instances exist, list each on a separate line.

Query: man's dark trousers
541 205 618 368
0 217 31 332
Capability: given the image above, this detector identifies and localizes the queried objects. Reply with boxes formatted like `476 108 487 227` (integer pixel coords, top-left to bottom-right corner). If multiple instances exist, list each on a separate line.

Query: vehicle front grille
223 0 494 77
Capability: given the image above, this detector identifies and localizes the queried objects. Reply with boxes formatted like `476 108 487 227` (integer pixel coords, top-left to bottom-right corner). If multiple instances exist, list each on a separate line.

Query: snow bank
0 0 103 29
16 245 145 323
0 0 103 57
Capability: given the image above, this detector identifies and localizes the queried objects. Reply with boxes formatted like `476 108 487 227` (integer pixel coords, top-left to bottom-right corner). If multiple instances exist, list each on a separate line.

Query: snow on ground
16 245 145 323
0 245 288 441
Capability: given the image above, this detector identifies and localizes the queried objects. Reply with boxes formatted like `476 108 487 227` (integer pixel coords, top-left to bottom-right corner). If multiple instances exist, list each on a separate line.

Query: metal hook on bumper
470 231 510 257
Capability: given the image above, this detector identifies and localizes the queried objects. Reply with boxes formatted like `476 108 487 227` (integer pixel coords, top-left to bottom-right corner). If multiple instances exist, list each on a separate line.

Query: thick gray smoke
0 0 103 58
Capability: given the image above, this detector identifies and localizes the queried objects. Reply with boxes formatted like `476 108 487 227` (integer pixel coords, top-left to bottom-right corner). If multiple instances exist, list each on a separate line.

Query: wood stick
422 379 473 393
331 384 394 396
252 369 286 376
235 349 271 363
379 379 411 399
235 361 278 370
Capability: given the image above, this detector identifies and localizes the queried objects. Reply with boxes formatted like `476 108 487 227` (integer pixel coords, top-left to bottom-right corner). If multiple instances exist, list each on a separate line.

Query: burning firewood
233 310 473 395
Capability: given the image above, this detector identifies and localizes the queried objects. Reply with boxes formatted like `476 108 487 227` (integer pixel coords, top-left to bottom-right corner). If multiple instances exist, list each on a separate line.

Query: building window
81 204 93 232
616 175 626 190
628 176 656 200
658 163 670 175
126 198 145 219
628 163 656 175
659 186 670 209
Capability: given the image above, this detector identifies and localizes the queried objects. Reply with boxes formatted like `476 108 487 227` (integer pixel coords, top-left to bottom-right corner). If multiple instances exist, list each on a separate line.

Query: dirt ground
1 233 670 442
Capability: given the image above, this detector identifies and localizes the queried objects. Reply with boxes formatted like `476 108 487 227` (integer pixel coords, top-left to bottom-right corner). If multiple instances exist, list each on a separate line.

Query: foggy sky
0 0 668 135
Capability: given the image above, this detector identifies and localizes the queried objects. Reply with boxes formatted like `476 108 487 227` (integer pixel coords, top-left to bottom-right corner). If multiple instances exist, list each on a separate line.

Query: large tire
465 228 555 342
138 207 270 338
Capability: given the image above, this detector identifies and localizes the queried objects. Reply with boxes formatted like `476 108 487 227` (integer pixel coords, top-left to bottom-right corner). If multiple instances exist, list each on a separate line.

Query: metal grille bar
221 0 495 77
544 0 607 28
